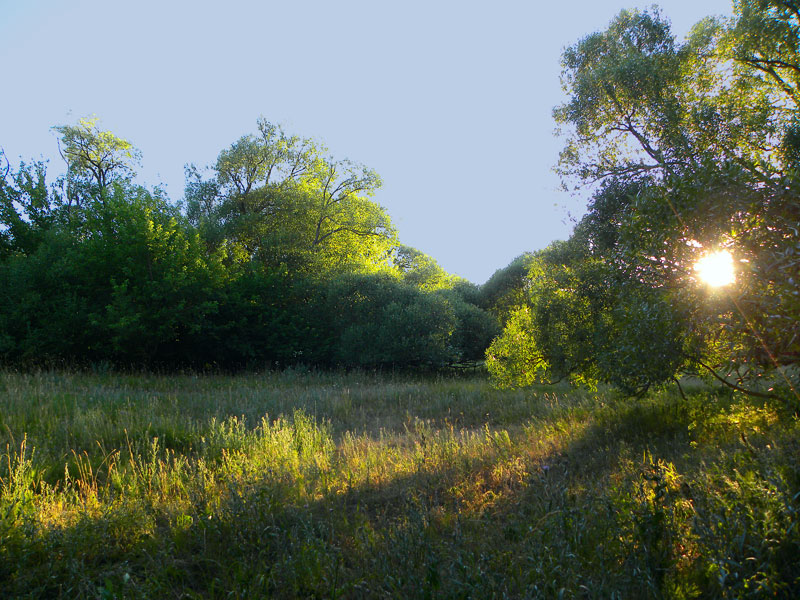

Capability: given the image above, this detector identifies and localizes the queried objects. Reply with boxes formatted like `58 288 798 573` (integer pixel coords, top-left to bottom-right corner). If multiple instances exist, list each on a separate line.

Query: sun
694 250 735 287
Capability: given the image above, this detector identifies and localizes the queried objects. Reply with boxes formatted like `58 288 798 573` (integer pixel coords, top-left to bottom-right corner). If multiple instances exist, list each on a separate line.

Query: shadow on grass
4 386 798 599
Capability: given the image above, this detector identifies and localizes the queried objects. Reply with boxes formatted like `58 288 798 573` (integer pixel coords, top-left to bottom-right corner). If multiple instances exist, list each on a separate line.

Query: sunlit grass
1 370 798 598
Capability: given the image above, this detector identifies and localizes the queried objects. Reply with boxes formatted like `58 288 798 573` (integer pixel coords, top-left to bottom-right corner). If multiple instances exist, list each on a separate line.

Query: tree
0 153 63 257
553 7 784 187
186 119 396 276
322 273 457 368
4 117 498 372
53 117 141 208
85 184 226 365
486 308 545 389
479 253 537 325
727 0 800 110
486 234 689 393
392 244 455 291
537 2 800 395
443 289 501 363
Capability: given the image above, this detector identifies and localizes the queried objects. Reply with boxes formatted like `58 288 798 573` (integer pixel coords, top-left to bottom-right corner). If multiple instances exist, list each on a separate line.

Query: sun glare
694 250 735 287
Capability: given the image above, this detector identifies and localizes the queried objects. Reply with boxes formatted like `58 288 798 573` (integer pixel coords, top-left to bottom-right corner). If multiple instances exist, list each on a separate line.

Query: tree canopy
185 119 395 278
491 0 800 399
3 2 798 388
1 118 496 370
53 116 141 207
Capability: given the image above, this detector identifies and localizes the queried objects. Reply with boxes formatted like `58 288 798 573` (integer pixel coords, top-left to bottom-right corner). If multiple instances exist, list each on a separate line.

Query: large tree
186 119 395 276
53 116 141 208
491 2 799 394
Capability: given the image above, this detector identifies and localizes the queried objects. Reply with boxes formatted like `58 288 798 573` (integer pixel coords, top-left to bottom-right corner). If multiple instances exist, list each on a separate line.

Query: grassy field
1 370 799 599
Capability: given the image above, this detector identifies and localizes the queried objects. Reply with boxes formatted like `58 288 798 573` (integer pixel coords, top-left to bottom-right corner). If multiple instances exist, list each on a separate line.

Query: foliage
486 307 544 388
321 273 461 368
185 118 397 277
52 116 141 207
478 252 536 324
0 181 223 366
392 244 457 291
0 155 62 257
487 232 688 393
489 1 800 395
440 287 501 362
1 118 498 371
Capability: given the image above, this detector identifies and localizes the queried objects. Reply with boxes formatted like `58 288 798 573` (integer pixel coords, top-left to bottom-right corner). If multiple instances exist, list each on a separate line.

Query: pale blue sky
1 0 733 283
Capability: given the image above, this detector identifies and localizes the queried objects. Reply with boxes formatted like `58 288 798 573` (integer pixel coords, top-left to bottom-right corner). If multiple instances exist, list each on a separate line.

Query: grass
1 370 799 598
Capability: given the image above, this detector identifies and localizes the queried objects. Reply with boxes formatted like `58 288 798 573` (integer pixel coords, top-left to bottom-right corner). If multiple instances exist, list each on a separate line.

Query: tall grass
1 370 798 598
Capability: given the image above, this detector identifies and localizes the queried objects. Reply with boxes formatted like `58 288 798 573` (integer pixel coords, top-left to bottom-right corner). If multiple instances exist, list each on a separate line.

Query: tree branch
692 356 776 399
672 376 688 401
0 149 9 182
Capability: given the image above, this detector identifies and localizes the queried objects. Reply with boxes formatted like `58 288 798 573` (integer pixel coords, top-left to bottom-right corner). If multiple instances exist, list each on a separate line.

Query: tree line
3 0 798 395
0 117 500 370
486 0 799 400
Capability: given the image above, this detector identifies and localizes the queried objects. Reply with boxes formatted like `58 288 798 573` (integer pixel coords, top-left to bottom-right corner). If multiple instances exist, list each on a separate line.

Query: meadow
1 370 798 598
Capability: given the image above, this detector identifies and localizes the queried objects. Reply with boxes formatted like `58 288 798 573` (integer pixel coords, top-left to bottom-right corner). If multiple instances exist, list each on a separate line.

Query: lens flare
694 250 735 287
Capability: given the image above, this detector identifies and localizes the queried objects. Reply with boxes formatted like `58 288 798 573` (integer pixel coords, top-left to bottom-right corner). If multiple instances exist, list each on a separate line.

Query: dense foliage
0 119 498 370
3 2 797 394
489 0 800 399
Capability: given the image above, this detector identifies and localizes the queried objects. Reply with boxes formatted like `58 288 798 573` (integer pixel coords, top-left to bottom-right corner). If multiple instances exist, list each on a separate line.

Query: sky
1 0 734 284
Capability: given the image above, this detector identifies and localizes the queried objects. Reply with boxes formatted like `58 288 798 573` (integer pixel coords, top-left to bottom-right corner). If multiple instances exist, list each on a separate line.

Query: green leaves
485 237 691 393
2 118 499 371
323 273 456 368
554 8 688 184
522 2 800 395
53 116 141 205
486 307 546 389
187 119 395 277
553 5 796 188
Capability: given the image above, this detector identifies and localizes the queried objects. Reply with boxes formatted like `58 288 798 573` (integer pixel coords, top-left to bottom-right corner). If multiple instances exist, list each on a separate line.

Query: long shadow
0 388 763 599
